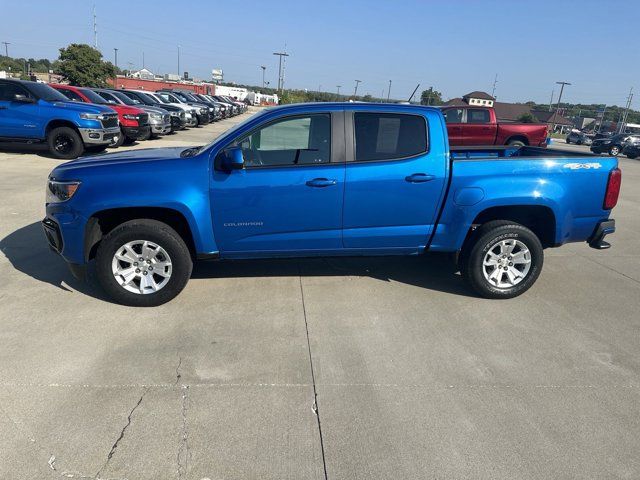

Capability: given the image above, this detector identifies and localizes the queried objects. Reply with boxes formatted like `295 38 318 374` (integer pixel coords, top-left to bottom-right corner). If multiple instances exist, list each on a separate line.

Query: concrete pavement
1 114 639 479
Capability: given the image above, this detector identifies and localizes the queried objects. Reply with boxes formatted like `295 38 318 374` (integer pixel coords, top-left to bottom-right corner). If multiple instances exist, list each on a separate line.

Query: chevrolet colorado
43 103 620 306
0 79 120 159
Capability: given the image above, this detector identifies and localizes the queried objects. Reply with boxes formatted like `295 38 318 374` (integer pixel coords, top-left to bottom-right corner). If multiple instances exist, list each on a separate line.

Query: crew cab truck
43 103 621 306
441 105 548 147
49 84 150 148
0 79 120 159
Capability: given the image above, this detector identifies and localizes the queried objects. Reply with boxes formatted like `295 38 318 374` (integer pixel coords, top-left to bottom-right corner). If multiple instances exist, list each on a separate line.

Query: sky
1 0 638 107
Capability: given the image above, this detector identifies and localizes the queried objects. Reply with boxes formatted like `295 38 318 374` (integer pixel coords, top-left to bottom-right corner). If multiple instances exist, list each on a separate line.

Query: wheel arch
505 135 529 146
84 206 198 262
461 204 557 253
45 119 80 136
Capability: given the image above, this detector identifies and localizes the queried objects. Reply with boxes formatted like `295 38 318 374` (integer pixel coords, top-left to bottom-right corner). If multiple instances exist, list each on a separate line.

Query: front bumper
42 217 63 253
588 219 615 249
122 125 151 140
78 126 120 145
149 122 172 135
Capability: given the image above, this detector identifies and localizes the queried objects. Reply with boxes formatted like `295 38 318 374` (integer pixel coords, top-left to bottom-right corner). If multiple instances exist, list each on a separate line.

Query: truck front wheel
461 221 543 299
47 126 84 159
95 219 193 307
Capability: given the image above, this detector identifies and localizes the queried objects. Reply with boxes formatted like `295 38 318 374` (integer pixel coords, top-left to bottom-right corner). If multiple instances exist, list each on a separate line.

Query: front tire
461 221 543 299
47 126 84 159
95 219 193 307
609 145 621 156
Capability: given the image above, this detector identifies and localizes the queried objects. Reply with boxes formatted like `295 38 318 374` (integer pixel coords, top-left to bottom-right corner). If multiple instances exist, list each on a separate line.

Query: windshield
25 82 70 102
79 88 108 104
172 92 190 102
135 92 157 104
109 90 137 106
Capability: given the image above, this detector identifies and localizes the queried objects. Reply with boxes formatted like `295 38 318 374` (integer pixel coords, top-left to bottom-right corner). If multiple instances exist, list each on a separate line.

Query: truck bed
450 146 599 160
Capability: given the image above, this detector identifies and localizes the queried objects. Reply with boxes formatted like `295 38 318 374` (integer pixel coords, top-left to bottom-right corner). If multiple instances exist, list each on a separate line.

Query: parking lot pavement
1 116 639 479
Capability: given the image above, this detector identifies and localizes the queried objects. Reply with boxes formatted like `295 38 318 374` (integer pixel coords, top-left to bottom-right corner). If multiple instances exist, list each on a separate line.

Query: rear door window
57 88 84 102
466 109 490 124
442 108 464 123
354 112 428 161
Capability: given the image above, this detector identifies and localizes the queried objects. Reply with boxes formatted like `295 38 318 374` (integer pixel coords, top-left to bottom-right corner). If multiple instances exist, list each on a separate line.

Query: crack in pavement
95 389 148 479
176 385 190 480
175 356 183 386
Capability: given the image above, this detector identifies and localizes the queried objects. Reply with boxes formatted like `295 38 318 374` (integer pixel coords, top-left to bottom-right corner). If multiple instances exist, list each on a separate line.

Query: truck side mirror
220 146 245 171
13 93 36 103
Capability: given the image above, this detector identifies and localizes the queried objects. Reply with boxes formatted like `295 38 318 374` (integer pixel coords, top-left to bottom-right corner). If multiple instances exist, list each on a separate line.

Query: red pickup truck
440 106 548 147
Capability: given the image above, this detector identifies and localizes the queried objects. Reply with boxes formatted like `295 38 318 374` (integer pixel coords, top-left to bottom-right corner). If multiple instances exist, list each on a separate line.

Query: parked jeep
0 79 120 159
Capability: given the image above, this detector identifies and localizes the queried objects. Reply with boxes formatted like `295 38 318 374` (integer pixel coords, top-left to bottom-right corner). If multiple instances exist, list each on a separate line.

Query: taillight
604 168 621 210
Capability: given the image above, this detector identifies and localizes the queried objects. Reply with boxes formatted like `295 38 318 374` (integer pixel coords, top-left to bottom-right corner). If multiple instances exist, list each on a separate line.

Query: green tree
420 87 443 106
517 112 538 123
56 44 116 87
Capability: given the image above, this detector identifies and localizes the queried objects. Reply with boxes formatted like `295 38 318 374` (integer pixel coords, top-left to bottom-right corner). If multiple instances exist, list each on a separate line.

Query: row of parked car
566 130 640 158
0 78 247 159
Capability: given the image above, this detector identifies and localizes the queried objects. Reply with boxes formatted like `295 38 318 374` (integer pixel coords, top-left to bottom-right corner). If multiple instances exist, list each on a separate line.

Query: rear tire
609 145 621 156
47 126 84 159
507 139 526 147
109 130 125 148
95 219 193 307
461 221 543 299
626 154 637 159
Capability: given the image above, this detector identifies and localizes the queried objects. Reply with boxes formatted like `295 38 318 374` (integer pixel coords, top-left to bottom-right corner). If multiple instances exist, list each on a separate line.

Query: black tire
461 221 543 299
47 126 84 159
507 139 526 147
626 154 638 159
565 138 570 144
95 219 193 307
109 129 125 148
609 145 621 156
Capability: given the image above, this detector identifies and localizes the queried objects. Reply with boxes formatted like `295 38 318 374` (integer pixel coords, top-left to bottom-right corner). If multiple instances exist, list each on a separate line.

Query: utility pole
619 87 634 133
548 88 554 111
177 45 181 78
260 65 266 88
113 48 118 69
336 85 341 96
387 80 392 102
273 51 289 92
551 81 571 134
93 5 98 49
353 79 362 97
491 73 498 99
1 41 9 57
113 48 118 87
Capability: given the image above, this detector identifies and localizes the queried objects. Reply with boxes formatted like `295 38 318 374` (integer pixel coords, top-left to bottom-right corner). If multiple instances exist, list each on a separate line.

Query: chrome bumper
78 126 120 145
149 122 172 135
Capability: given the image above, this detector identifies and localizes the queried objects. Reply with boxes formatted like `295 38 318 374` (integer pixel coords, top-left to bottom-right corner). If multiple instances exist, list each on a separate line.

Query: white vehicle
147 91 199 127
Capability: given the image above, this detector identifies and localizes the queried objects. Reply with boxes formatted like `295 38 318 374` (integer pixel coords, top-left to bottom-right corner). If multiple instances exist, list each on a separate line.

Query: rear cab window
353 112 428 161
466 108 490 124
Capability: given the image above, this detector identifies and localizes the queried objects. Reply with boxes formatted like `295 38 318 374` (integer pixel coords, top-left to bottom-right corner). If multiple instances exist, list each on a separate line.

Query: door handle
306 178 337 188
405 173 435 183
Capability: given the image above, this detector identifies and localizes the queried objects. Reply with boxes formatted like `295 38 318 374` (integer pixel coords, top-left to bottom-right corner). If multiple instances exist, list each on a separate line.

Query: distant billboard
212 69 223 81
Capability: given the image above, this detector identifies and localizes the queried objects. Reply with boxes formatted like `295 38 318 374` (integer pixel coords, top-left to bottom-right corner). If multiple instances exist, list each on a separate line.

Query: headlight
46 179 81 203
199 108 207 114
150 113 162 119
79 113 101 120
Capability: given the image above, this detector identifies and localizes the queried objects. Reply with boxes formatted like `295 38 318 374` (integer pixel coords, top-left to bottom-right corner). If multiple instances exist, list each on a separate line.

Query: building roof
532 110 573 126
463 91 495 101
493 102 535 122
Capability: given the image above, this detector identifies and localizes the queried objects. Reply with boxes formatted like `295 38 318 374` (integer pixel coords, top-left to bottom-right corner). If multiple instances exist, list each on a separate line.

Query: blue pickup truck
43 103 621 306
0 79 120 159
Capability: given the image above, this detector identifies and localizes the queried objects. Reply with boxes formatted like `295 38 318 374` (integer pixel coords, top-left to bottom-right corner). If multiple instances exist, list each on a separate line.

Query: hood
139 105 169 115
52 146 196 177
112 104 147 115
50 101 116 115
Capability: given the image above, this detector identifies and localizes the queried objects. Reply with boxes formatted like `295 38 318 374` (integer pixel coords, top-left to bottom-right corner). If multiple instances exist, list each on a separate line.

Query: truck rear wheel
95 219 193 307
461 221 543 299
47 126 84 159
507 139 526 147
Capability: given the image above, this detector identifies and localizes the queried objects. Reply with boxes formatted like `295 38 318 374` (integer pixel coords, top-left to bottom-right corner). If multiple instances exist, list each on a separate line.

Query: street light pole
336 85 341 96
260 65 266 88
354 79 362 97
177 45 181 79
1 41 10 57
551 81 571 134
387 80 392 102
273 52 289 92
